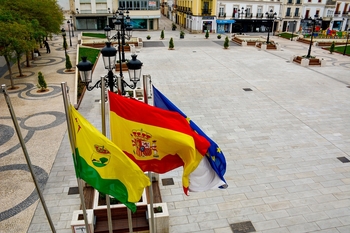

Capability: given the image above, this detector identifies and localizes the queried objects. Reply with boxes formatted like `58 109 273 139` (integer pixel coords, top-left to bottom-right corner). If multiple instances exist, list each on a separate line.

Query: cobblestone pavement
1 15 350 233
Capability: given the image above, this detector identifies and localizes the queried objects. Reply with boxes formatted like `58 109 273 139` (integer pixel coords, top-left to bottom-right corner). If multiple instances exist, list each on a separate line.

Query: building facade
168 0 349 34
71 0 161 30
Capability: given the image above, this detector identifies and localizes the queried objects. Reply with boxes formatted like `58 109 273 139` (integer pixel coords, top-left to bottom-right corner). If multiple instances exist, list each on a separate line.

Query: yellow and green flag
69 106 150 212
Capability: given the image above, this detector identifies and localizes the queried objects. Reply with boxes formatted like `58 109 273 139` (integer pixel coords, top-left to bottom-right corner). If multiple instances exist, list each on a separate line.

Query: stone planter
147 203 169 233
115 62 128 71
71 209 94 233
92 189 147 210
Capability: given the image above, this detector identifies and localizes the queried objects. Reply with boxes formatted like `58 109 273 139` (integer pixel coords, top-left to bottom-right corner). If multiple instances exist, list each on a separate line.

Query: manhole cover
68 186 79 195
161 178 174 186
337 157 350 163
230 221 256 233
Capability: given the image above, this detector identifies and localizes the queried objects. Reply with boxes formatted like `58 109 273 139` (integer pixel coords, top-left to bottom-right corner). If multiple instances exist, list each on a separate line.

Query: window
295 8 299 17
286 7 291 16
219 6 225 16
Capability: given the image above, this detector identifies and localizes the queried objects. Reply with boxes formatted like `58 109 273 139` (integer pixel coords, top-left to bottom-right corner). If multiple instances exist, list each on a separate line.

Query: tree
66 54 73 70
160 30 164 39
169 37 174 50
224 36 229 49
0 0 64 89
205 30 209 39
37 71 47 91
330 41 335 54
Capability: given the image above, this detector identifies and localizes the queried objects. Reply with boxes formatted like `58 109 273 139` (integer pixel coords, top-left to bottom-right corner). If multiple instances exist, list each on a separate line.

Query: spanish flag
108 91 210 194
69 106 150 212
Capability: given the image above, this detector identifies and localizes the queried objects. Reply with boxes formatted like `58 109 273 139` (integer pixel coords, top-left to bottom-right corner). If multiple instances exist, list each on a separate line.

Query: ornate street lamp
265 9 277 44
67 20 72 46
61 28 67 55
70 16 74 37
306 15 322 58
238 7 245 19
76 42 142 94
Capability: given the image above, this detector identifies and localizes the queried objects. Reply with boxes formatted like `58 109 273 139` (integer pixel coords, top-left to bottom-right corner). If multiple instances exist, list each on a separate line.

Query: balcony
256 13 264 18
218 13 226 18
202 9 212 15
294 13 300 17
246 13 253 18
285 13 292 18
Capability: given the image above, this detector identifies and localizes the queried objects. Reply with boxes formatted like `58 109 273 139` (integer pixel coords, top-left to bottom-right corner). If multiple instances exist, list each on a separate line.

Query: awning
216 19 236 24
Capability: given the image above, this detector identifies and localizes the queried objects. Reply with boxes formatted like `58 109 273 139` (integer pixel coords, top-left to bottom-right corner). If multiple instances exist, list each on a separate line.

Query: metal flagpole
142 75 155 233
60 82 90 232
148 172 155 233
100 77 114 233
1 84 56 233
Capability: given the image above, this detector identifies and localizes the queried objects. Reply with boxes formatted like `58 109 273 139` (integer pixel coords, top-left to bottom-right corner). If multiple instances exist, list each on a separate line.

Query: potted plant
168 37 174 50
217 34 221 39
37 71 48 92
205 30 209 39
172 23 177 31
224 36 229 49
180 30 185 39
147 35 151 40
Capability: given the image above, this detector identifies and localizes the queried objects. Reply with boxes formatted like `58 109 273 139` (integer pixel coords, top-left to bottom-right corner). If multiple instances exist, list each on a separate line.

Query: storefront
202 16 215 32
216 19 236 34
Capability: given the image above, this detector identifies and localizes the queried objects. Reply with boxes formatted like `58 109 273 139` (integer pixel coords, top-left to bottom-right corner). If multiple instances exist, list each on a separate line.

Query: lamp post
61 28 67 56
306 15 322 58
343 30 349 55
70 16 74 37
291 20 296 41
265 9 277 44
238 7 244 19
111 8 132 62
67 20 72 46
77 7 142 94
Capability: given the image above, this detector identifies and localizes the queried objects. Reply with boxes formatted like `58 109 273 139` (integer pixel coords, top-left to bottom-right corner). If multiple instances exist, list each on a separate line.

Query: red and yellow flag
108 91 210 194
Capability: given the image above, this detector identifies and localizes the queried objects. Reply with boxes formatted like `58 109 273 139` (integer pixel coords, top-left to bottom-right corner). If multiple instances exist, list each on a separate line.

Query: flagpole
61 82 90 232
148 172 155 233
1 84 56 233
142 74 149 104
142 76 155 233
100 77 114 233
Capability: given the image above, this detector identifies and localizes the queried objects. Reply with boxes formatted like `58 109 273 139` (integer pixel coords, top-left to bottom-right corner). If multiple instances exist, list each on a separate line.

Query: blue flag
153 86 227 189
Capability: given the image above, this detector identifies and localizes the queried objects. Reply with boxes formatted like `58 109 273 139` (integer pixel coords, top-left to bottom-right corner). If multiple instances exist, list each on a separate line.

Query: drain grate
243 88 253 91
337 157 350 163
230 221 256 233
68 186 79 195
161 178 174 186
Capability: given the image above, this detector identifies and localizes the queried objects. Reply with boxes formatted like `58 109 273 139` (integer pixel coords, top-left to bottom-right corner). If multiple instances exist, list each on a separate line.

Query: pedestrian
34 48 41 56
44 40 50 53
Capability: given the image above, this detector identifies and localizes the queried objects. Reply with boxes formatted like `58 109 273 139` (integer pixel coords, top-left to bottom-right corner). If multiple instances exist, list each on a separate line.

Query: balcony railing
256 13 264 18
246 13 253 18
294 13 300 17
202 9 211 15
285 13 292 17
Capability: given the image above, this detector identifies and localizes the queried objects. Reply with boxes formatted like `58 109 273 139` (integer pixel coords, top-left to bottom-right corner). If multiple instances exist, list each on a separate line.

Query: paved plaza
1 15 350 233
